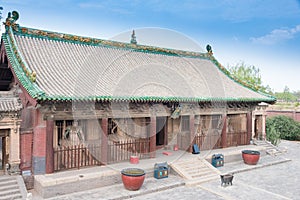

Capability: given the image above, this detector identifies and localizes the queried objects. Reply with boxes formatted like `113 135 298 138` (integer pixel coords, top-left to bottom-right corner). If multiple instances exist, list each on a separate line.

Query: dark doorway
156 117 167 147
0 129 9 172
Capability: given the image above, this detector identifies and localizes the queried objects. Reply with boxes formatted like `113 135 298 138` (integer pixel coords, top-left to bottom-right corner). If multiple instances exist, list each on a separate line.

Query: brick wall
266 110 300 122
20 132 33 171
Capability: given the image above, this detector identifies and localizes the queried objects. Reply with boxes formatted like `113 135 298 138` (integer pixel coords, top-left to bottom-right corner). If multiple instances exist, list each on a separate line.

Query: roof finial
206 44 213 56
130 30 137 45
4 11 19 31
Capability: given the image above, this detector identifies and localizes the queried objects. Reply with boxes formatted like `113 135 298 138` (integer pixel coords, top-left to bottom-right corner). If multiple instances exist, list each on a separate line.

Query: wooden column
221 114 227 148
164 117 168 146
101 118 108 164
8 123 21 174
262 114 266 140
189 115 195 153
149 116 156 158
45 120 54 174
32 109 47 175
247 112 252 144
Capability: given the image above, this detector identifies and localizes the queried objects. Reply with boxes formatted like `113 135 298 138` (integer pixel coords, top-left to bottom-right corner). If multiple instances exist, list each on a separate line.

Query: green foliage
293 90 300 99
227 62 272 94
275 86 297 102
266 125 280 146
266 115 300 142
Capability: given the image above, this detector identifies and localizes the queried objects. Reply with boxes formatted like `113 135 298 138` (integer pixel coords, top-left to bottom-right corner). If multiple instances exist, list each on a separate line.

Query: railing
107 138 150 164
227 131 249 147
54 144 101 171
193 131 222 151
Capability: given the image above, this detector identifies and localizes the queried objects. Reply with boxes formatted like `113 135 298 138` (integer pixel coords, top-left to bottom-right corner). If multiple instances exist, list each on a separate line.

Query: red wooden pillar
247 112 252 144
149 116 156 158
164 117 168 146
221 114 227 148
45 120 54 174
189 115 195 153
101 118 108 164
32 109 47 175
20 107 34 171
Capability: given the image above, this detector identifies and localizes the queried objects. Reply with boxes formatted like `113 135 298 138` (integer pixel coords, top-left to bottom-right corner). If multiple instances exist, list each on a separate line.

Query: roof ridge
14 25 213 59
2 10 276 103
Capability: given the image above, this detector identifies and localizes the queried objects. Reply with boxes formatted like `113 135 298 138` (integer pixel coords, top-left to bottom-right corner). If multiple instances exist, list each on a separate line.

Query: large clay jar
121 168 146 191
242 150 260 165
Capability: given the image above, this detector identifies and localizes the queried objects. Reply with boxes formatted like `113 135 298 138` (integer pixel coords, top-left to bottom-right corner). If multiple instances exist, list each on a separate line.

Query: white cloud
250 25 300 45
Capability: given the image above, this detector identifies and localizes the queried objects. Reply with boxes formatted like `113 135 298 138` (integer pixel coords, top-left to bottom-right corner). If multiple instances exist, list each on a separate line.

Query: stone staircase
253 139 285 156
170 157 220 186
0 175 28 200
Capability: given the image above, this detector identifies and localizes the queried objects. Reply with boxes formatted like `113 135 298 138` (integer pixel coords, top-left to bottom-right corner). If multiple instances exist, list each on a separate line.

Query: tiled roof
0 97 22 112
1 13 276 104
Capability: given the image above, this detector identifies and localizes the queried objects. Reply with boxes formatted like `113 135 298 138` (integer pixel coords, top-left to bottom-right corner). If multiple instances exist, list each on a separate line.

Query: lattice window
181 116 190 132
54 120 73 147
108 117 150 141
227 114 247 133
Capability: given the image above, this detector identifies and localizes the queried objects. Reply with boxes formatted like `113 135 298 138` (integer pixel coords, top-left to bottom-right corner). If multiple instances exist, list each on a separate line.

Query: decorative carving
112 102 129 111
206 44 213 56
4 11 19 31
130 30 137 45
171 104 181 119
30 71 36 82
130 103 148 112
97 103 111 112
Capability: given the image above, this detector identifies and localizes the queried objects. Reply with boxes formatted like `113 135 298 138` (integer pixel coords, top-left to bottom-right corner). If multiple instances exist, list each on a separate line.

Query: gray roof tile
11 33 273 102
0 97 22 112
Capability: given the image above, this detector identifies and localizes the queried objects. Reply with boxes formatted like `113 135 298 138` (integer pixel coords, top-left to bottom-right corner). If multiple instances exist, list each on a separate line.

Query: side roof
1 11 276 104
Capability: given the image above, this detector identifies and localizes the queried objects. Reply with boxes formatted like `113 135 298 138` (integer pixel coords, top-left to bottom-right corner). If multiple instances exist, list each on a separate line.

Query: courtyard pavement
31 140 299 200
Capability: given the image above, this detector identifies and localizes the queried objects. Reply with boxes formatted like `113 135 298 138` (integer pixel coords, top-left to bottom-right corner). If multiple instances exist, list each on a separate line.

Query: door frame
156 117 167 148
0 129 9 173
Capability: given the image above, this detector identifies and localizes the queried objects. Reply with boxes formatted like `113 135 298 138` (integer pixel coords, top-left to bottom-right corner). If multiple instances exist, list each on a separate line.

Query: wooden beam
45 120 54 174
100 118 108 164
149 116 156 158
221 114 227 148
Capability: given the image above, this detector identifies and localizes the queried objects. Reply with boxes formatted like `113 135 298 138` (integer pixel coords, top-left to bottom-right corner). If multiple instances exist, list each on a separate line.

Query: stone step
186 167 212 173
0 175 28 200
253 140 283 156
0 179 17 187
0 175 15 182
170 157 220 185
0 183 19 192
0 193 23 200
0 188 20 196
190 170 215 178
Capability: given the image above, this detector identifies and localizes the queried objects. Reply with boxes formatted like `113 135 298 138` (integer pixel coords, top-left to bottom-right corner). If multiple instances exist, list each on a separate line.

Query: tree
227 62 272 94
274 86 297 102
266 115 300 142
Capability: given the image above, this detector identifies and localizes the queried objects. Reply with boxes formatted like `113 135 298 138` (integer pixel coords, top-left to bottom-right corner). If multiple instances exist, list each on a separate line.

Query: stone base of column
8 162 21 175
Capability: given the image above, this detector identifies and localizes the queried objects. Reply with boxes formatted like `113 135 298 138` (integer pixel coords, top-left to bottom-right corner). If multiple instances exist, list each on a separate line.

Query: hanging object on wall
171 104 181 119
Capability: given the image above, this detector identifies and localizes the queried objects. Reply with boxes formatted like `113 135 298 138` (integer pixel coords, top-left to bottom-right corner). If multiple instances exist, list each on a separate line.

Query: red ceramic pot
242 150 260 165
121 168 145 191
130 156 139 164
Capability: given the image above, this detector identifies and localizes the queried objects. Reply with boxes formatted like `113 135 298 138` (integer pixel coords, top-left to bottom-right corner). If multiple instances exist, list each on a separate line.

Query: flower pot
121 168 145 191
242 150 260 165
130 156 139 164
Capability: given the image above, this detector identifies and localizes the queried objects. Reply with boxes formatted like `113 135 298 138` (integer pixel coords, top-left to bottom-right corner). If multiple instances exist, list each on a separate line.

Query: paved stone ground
32 140 300 199
133 140 299 200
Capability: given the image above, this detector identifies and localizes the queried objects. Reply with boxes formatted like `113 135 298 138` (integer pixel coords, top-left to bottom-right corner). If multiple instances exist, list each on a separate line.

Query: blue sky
1 0 300 92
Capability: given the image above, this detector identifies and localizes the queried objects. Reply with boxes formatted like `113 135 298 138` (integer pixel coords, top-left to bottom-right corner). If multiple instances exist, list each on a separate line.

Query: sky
0 0 299 92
